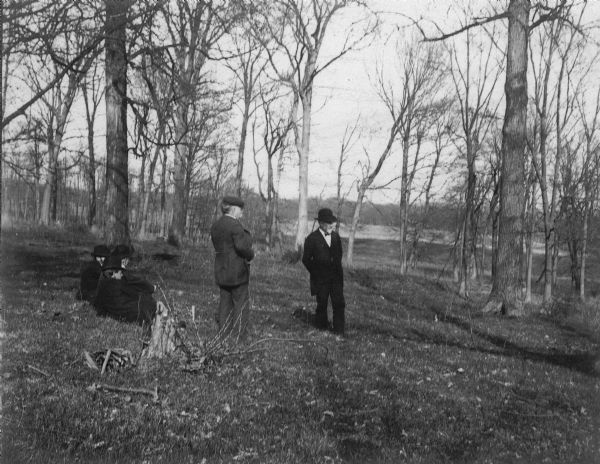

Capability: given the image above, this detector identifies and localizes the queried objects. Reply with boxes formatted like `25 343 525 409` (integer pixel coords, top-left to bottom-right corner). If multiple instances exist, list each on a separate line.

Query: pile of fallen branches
84 349 134 374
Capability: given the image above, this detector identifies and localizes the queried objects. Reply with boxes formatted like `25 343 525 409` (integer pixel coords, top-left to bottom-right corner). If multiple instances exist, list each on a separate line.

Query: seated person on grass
77 244 110 302
110 243 154 294
93 254 157 326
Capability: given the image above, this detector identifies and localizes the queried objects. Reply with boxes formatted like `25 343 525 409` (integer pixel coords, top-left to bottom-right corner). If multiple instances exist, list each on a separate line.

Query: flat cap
222 195 245 208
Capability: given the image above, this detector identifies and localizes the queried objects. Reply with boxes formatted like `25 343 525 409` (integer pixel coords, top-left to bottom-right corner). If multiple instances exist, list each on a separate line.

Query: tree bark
104 0 130 245
294 86 313 254
487 0 529 315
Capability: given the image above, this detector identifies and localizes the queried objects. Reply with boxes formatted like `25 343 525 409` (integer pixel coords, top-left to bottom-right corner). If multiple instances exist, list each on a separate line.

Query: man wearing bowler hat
302 208 345 336
210 195 255 342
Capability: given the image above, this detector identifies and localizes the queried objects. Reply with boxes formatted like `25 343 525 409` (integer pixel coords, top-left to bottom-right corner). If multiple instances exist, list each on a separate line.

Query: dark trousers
315 281 345 334
217 283 250 341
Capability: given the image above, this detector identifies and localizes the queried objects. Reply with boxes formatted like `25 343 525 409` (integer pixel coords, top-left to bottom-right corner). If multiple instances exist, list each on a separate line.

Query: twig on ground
101 349 112 375
89 382 159 402
27 364 50 377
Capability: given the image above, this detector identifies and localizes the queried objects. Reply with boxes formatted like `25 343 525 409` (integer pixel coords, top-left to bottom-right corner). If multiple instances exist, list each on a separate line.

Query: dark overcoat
302 229 344 296
93 275 156 325
210 215 255 287
77 260 102 302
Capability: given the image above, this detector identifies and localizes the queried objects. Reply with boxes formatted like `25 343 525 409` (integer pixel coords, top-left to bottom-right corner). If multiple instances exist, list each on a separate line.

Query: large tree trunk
294 88 312 254
170 134 187 247
104 0 130 245
486 0 529 315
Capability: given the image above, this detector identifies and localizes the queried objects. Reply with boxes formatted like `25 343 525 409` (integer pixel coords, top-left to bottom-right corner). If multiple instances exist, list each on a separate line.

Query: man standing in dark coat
93 255 157 326
302 208 345 336
77 244 111 302
210 195 255 342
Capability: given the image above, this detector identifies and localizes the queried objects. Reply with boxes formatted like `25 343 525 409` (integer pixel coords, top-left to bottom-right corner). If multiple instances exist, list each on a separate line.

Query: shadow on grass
411 310 600 378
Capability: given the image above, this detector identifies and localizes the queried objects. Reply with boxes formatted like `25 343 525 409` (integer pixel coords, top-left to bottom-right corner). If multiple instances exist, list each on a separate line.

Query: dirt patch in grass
1 227 599 463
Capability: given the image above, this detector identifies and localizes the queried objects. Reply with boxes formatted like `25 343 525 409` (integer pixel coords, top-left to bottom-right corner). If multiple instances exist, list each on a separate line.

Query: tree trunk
105 0 130 246
294 88 312 254
398 134 410 275
487 0 529 315
236 95 251 196
0 3 3 239
347 186 366 267
525 182 535 303
170 136 187 247
138 126 165 239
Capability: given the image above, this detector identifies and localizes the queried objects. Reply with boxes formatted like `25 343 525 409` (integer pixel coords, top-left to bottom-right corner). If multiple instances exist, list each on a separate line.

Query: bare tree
446 22 502 296
422 0 585 314
160 0 240 247
105 0 131 245
224 29 268 197
335 118 360 234
81 59 104 228
576 86 600 300
380 38 446 274
485 0 529 314
252 90 293 247
249 0 376 254
408 99 454 268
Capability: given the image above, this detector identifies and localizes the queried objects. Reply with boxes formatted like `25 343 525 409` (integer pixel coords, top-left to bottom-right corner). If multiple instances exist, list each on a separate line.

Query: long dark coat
210 215 255 287
302 229 344 295
77 260 102 302
93 275 156 325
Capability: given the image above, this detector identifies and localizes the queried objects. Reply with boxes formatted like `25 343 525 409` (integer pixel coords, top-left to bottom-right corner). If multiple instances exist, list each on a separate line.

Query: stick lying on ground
27 364 50 377
88 382 159 402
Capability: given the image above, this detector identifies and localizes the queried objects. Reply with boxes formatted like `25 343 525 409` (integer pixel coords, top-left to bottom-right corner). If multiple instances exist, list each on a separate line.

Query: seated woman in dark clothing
93 255 157 326
77 244 111 302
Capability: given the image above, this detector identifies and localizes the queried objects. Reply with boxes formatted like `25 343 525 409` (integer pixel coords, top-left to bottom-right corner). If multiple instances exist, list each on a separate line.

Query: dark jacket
302 229 344 295
77 260 102 302
93 274 156 325
210 215 255 287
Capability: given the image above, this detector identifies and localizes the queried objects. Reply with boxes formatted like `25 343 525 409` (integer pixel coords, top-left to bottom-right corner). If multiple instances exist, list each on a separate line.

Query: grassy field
1 226 599 464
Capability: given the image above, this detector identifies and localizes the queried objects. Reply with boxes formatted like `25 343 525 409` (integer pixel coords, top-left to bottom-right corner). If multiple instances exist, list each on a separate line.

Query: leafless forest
2 0 600 312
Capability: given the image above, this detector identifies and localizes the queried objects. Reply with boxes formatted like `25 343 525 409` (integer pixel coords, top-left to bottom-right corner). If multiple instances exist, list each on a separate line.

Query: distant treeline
2 176 459 235
273 197 459 232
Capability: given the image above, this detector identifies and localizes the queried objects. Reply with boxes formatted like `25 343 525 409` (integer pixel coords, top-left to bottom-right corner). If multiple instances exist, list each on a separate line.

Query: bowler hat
102 255 124 271
316 208 337 224
222 195 245 208
91 245 111 257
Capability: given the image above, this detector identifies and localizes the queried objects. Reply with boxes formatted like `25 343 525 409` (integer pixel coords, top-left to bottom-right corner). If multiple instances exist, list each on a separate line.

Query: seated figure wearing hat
93 254 157 326
77 244 111 302
210 195 255 342
302 208 345 336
